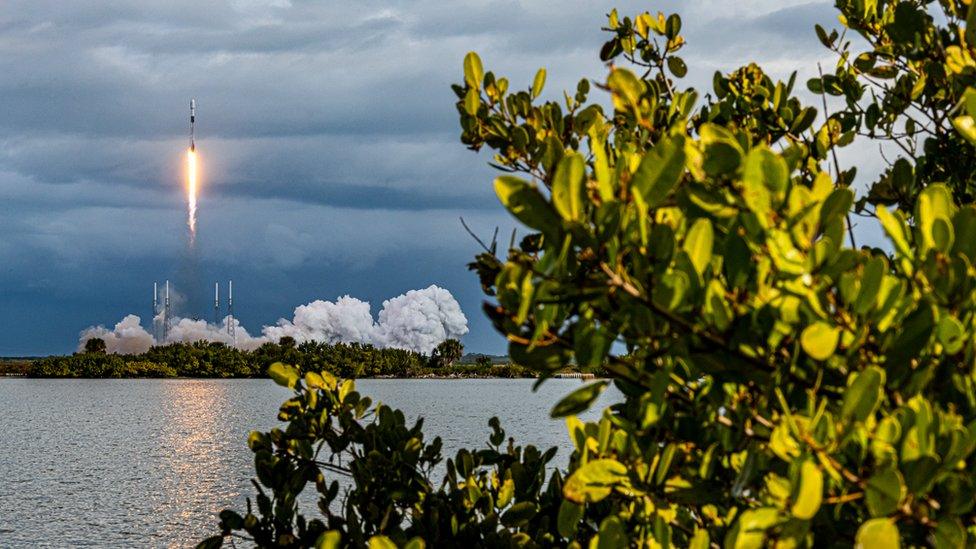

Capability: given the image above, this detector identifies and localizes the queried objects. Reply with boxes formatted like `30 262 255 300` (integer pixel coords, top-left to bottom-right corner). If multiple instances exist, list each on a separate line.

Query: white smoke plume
78 285 468 356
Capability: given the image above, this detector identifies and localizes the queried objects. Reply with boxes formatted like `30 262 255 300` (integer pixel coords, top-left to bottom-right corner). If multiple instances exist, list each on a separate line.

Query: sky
0 0 874 356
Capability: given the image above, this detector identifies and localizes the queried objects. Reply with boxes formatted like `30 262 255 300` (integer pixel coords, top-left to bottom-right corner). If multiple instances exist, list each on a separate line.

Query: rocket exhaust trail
186 99 198 246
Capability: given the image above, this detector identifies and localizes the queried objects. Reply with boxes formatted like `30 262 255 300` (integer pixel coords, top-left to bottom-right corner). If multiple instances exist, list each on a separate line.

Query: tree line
26 337 534 379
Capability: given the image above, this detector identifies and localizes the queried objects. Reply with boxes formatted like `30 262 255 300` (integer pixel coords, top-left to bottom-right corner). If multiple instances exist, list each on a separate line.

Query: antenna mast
152 282 159 342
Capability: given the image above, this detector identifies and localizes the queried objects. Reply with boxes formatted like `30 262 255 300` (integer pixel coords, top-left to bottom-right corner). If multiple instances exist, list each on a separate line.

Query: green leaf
683 218 714 276
700 124 743 176
841 366 885 423
652 270 690 311
724 507 781 548
531 67 547 99
631 135 687 208
820 188 854 226
790 460 823 520
551 381 608 418
886 304 934 368
865 465 904 517
876 206 912 258
744 146 789 193
463 88 480 116
574 321 612 368
557 500 583 538
315 531 342 549
917 184 957 254
741 147 785 227
937 315 965 354
967 2 976 53
952 206 976 261
552 153 585 222
494 176 562 241
933 518 965 549
667 56 687 78
368 536 398 549
563 458 628 503
501 501 537 527
596 516 627 549
854 518 901 549
607 68 643 111
854 256 885 315
268 362 300 389
463 51 484 90
957 114 976 145
800 322 840 361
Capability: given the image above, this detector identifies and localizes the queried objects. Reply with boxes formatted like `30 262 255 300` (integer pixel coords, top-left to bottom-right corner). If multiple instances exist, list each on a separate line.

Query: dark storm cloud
0 0 834 355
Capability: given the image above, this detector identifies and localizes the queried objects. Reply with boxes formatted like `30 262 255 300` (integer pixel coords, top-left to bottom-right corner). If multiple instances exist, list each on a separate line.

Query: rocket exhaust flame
186 99 198 245
186 148 198 244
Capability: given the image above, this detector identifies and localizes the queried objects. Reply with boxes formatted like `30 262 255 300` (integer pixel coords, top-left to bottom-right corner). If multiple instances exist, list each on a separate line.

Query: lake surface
0 378 617 548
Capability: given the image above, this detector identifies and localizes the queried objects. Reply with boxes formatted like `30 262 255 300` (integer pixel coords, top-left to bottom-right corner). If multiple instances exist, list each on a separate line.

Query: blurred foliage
204 2 976 547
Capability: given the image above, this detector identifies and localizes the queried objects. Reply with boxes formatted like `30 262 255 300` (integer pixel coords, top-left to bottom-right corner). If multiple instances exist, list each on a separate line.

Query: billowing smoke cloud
79 314 155 355
261 295 375 347
372 286 469 353
78 285 468 355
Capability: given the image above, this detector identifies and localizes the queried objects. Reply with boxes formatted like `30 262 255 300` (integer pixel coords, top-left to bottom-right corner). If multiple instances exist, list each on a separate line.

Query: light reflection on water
0 378 616 548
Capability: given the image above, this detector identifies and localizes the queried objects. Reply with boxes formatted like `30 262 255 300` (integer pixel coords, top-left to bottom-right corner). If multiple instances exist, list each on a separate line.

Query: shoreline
2 374 598 381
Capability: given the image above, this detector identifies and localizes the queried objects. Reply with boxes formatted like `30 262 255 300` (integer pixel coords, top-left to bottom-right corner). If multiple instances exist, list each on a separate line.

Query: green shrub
198 3 976 544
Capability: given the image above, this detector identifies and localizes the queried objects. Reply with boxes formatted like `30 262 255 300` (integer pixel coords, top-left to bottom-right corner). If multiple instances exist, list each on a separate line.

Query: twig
459 216 494 254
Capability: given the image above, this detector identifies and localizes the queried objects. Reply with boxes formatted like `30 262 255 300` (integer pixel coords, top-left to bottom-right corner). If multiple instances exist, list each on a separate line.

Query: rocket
189 99 196 151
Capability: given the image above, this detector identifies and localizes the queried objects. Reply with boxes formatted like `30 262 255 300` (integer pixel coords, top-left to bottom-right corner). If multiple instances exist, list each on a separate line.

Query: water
0 378 617 548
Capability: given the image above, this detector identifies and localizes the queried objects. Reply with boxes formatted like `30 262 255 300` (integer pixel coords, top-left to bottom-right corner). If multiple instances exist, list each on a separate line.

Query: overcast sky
0 1 858 355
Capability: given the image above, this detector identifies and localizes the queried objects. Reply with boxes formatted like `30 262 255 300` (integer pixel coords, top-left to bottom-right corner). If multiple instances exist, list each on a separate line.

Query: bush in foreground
203 3 976 547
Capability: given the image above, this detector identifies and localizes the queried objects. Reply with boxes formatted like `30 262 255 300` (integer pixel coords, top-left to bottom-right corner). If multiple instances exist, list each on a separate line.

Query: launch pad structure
152 280 236 344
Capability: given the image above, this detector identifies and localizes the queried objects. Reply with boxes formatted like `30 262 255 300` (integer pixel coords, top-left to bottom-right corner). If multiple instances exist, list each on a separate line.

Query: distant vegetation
20 338 545 379
0 358 33 376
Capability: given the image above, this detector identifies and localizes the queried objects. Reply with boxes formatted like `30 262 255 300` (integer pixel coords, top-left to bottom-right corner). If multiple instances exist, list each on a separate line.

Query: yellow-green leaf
464 87 480 115
683 218 714 276
368 535 397 549
790 460 823 520
497 477 515 508
557 499 583 538
855 518 901 549
865 465 904 517
268 362 300 389
494 176 562 241
631 135 687 208
841 366 885 422
877 206 912 258
563 458 628 503
607 68 643 111
551 381 608 418
552 153 585 222
315 531 341 549
531 67 547 99
800 322 840 361
463 51 484 90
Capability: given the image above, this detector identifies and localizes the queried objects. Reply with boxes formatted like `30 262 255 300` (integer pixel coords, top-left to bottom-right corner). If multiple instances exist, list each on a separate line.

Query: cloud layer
0 1 853 355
